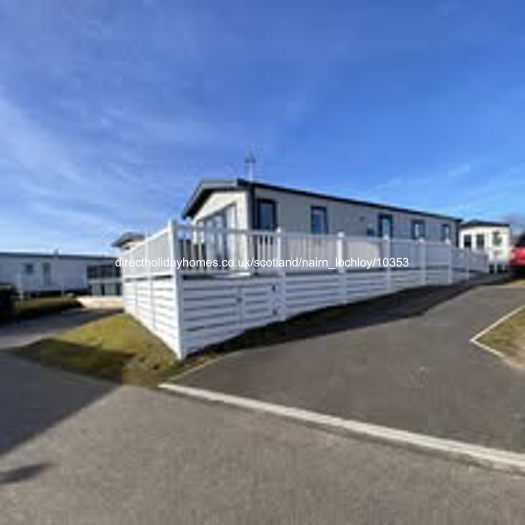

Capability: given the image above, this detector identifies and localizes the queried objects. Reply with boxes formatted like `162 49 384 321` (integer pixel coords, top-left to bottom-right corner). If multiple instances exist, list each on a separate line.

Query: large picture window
311 206 328 234
196 204 237 262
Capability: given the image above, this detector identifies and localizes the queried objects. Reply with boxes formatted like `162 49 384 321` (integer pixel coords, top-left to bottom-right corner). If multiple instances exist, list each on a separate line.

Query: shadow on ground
0 308 118 350
177 275 525 452
0 352 117 457
0 462 53 485
210 276 504 355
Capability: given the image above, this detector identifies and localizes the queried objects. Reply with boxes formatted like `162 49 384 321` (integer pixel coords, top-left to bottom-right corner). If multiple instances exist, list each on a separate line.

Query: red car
510 233 525 275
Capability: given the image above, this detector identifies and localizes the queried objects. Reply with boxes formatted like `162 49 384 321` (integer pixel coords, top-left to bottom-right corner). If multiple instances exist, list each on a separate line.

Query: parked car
510 233 525 276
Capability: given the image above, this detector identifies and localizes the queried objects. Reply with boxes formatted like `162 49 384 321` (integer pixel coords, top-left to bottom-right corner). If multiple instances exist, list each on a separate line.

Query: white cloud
0 91 82 183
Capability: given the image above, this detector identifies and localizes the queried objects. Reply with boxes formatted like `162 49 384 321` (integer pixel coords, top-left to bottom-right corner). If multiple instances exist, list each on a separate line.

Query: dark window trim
476 233 485 249
441 223 451 242
255 198 277 230
248 185 255 230
411 219 426 240
378 213 394 238
492 231 503 247
310 205 328 234
463 234 472 249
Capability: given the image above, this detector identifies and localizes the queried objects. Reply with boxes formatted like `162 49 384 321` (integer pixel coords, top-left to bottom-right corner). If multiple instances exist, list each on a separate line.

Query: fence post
383 235 392 292
465 249 470 281
275 228 287 321
145 234 156 330
419 237 426 286
336 231 347 303
168 219 186 359
446 239 453 284
133 273 138 315
245 229 254 275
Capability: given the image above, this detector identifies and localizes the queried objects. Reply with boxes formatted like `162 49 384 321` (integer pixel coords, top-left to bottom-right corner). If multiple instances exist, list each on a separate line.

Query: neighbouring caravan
459 220 512 272
0 251 114 296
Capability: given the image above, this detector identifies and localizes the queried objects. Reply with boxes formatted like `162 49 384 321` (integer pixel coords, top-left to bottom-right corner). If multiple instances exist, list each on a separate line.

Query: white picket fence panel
120 220 489 359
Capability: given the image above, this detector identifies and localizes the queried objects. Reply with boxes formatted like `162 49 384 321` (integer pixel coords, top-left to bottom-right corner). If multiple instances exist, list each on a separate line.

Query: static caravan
182 178 460 244
0 252 114 296
459 220 511 272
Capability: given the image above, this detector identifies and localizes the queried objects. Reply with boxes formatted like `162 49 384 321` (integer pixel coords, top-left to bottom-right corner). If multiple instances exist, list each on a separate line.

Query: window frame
476 233 485 250
463 234 472 249
378 213 394 238
441 223 451 242
411 219 426 240
310 205 328 235
492 231 503 247
255 198 277 231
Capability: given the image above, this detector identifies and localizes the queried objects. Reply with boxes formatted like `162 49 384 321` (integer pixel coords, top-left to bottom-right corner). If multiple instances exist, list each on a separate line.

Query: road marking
160 382 525 475
470 306 524 361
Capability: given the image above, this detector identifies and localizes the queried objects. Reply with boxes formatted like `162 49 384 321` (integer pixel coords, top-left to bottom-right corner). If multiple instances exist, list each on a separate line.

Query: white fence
120 220 489 359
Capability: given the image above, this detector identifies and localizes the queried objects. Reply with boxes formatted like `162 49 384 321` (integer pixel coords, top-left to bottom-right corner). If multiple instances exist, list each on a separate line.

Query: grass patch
15 313 212 386
505 279 525 287
478 308 525 365
14 296 81 319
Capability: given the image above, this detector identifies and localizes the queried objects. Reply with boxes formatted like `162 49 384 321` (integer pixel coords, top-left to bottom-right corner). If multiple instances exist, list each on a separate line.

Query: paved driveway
2 353 525 525
176 284 525 452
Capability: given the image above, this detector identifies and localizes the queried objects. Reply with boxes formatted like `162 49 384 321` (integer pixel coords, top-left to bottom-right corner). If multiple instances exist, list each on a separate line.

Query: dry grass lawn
16 313 212 386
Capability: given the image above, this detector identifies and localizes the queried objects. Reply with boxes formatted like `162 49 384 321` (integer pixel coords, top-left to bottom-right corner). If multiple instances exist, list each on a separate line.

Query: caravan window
411 220 426 240
492 231 503 246
311 206 328 234
255 199 277 230
378 214 393 238
476 234 485 249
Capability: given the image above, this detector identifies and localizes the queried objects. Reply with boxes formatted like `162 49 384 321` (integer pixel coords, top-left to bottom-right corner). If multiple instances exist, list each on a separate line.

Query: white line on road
160 383 525 475
470 306 524 361
470 306 524 344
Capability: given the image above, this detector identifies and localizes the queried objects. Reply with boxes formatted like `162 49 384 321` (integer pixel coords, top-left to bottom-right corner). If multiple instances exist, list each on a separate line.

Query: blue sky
1 0 525 254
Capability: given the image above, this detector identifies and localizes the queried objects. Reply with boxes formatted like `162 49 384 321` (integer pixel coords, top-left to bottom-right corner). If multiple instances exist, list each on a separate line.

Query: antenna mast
245 152 256 181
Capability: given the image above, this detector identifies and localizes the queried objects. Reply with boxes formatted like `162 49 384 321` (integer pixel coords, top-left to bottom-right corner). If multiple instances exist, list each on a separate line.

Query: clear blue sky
1 0 524 254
